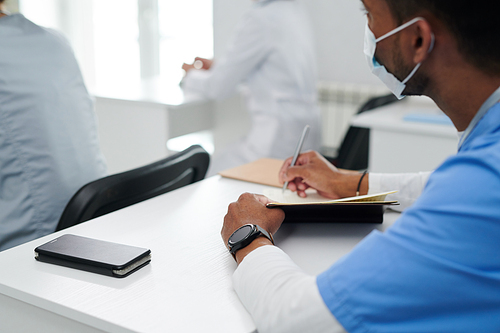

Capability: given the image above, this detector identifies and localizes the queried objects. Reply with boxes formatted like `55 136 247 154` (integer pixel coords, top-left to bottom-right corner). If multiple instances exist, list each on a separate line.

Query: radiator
318 81 389 157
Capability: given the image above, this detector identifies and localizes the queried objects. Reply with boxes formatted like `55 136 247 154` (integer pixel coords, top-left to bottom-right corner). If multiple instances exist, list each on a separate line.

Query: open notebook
264 190 399 224
264 190 398 206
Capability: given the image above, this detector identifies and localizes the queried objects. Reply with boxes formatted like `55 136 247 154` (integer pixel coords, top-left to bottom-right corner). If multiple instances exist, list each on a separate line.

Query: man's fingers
254 194 273 205
279 151 319 183
278 157 294 183
286 180 298 192
297 190 308 198
283 164 308 182
297 181 308 191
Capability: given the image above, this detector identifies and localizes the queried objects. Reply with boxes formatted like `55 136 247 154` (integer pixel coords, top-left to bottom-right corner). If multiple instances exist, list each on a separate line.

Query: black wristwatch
227 224 274 258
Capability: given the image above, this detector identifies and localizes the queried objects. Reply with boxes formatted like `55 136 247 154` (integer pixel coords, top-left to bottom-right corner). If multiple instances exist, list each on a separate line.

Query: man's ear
410 20 434 64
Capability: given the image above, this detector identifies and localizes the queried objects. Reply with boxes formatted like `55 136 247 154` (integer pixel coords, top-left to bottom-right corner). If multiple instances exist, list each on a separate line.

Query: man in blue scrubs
221 0 500 332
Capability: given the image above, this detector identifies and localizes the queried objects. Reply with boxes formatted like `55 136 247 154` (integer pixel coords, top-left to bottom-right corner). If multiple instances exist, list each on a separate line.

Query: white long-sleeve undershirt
233 245 346 333
369 171 431 211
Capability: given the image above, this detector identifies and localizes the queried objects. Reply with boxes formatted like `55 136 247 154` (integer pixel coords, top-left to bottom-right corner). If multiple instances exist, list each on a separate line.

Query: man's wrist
234 237 274 264
356 170 368 196
330 172 369 198
359 172 369 195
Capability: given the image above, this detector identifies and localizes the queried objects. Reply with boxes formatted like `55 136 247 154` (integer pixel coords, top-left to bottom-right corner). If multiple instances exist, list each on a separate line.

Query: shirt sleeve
182 10 271 100
368 172 431 211
233 245 346 333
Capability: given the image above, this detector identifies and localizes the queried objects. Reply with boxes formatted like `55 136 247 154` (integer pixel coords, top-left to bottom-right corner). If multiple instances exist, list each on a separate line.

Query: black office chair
328 93 402 170
56 144 210 231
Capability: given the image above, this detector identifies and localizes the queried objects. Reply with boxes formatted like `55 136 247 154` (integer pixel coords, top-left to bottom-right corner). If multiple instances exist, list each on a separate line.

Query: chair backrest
335 94 401 170
57 145 210 231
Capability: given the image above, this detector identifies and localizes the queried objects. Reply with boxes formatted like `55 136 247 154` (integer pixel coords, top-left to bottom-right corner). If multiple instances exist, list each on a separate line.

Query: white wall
303 0 382 85
213 0 384 86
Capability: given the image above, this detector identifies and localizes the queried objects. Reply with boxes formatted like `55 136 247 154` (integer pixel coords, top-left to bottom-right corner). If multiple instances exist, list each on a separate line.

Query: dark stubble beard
391 37 430 97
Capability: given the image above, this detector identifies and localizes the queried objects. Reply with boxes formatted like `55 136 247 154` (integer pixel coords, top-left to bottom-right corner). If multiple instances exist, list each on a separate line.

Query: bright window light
159 0 214 84
19 0 61 30
93 0 141 93
19 0 213 94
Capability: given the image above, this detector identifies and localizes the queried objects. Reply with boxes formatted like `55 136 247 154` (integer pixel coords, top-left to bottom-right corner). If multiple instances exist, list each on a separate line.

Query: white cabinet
351 100 459 173
92 83 214 174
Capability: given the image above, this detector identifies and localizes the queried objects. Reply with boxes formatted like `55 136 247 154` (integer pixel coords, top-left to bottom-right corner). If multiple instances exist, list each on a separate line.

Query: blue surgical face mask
364 17 435 99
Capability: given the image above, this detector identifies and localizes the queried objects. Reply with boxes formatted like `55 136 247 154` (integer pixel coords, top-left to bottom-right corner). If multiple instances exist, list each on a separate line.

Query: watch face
228 225 253 245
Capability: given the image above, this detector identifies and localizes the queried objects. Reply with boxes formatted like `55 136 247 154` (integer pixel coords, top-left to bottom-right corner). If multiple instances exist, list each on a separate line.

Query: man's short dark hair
383 0 500 75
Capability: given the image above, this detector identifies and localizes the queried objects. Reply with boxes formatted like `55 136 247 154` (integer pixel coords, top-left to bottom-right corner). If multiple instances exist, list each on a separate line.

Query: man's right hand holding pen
278 151 369 199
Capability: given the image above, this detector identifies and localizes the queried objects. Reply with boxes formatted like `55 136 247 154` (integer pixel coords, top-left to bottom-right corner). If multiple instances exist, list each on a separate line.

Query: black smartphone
35 234 151 278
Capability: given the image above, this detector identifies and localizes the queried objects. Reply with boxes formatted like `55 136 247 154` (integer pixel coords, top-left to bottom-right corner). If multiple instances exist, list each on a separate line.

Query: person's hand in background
182 57 214 74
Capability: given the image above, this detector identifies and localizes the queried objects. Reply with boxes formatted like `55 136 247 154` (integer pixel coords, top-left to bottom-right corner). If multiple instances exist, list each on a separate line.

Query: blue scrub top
317 101 500 332
0 14 107 251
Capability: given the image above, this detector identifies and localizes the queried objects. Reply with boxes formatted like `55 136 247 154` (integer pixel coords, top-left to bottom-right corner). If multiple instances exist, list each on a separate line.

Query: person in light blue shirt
0 7 107 251
220 0 500 332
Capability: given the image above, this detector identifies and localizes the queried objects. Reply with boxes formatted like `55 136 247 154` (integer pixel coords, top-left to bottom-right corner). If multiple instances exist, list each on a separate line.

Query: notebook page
263 189 397 204
264 189 334 204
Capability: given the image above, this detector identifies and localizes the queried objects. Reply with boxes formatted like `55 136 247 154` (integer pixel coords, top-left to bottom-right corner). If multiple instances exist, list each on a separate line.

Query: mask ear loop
375 17 425 43
402 63 422 85
428 32 435 53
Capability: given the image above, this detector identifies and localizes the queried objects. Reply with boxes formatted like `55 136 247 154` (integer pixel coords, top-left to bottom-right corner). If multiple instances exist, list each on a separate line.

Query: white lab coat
183 0 321 175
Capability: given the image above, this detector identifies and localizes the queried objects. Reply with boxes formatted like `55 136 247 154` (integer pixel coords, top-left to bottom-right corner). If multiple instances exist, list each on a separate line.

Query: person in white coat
182 0 321 176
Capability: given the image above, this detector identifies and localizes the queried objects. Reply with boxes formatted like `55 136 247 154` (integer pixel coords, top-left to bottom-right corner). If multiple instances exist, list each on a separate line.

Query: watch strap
228 224 274 258
254 225 274 246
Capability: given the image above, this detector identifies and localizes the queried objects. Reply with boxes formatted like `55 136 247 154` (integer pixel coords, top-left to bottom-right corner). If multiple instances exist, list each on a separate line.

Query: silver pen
283 125 310 193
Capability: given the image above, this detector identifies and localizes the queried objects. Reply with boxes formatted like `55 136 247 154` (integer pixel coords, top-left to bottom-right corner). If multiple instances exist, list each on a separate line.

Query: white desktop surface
0 176 400 333
91 76 206 107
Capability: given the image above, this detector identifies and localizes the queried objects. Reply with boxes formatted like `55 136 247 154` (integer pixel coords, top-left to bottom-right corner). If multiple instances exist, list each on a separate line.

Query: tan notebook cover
218 158 283 188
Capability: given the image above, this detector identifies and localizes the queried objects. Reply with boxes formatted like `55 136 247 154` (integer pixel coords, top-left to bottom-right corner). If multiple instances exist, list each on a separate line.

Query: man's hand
279 151 368 199
222 193 285 264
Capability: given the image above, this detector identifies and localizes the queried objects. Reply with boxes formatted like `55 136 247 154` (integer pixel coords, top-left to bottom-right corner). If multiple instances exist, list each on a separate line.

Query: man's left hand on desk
221 193 285 264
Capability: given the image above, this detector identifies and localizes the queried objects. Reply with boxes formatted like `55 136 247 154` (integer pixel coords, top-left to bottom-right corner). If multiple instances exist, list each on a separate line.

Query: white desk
351 101 459 173
0 176 400 333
